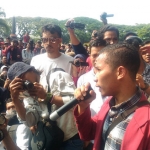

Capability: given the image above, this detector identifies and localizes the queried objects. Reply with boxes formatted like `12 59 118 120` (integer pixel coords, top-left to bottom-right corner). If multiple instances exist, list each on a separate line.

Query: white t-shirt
31 52 74 91
31 52 73 74
77 68 107 116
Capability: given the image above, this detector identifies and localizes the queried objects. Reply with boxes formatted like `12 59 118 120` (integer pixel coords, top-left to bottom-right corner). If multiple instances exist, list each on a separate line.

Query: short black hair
89 37 106 54
5 98 12 105
12 39 18 44
98 25 119 39
124 32 138 40
144 40 150 45
42 24 62 38
99 43 140 79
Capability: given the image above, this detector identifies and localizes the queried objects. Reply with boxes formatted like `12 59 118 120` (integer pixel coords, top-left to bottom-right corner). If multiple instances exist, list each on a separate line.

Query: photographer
65 19 89 58
8 62 46 127
0 116 20 150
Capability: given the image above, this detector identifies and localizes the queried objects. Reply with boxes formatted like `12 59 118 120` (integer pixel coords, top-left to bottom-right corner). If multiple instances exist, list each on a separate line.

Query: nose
47 39 51 45
109 40 114 45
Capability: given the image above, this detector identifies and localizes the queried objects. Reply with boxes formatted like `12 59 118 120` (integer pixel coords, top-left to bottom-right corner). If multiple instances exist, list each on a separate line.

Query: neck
47 52 61 59
114 81 137 105
93 67 97 74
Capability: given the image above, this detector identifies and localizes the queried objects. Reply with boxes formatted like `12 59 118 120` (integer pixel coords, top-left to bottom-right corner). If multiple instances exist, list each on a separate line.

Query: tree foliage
0 7 10 37
1 16 150 43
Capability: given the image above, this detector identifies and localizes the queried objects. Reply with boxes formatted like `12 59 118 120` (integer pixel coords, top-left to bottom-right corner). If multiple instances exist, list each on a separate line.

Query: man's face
42 31 62 54
12 42 18 47
6 102 15 111
2 57 7 63
142 52 150 63
104 31 118 45
90 46 104 67
95 53 118 96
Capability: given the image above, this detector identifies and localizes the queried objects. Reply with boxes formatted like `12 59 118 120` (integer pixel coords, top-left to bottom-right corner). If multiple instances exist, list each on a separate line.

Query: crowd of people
0 18 150 150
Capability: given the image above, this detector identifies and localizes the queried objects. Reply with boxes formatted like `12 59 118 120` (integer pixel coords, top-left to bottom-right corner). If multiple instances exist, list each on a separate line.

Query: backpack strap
105 100 150 141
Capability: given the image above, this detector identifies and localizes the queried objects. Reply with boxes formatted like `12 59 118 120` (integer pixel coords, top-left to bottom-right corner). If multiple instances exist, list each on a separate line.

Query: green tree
0 7 10 37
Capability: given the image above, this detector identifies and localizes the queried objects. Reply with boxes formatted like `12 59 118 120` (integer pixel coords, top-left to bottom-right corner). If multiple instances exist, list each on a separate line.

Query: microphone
50 86 93 121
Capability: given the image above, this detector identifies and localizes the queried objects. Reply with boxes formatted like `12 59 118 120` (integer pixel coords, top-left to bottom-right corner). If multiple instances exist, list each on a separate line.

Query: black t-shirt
0 87 10 113
72 43 89 58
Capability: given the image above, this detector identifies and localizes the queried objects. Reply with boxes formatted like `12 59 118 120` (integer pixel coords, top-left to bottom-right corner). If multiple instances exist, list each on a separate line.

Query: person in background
77 38 106 149
22 42 34 64
66 19 89 58
123 32 138 40
0 56 9 68
23 32 30 47
98 24 119 45
59 44 66 53
5 98 20 126
18 38 24 52
5 37 11 46
7 40 22 65
71 54 88 86
2 40 9 57
0 118 20 150
34 40 42 55
141 41 150 64
65 43 75 57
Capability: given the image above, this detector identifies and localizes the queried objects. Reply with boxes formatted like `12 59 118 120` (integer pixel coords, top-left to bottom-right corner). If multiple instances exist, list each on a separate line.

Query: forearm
12 99 26 121
51 95 64 107
51 95 75 107
69 30 80 45
2 129 20 150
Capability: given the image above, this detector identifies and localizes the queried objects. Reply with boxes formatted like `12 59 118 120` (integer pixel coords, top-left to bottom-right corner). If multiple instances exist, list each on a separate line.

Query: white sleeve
23 97 42 127
77 74 85 88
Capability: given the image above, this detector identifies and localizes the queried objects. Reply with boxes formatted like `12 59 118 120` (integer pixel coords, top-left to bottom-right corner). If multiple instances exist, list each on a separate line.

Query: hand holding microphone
50 83 95 121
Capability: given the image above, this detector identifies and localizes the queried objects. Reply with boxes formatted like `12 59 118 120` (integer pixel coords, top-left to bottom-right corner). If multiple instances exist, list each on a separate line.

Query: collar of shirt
108 87 142 118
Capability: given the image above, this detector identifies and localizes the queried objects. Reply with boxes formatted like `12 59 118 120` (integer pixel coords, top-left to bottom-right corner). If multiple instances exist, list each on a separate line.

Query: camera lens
23 80 34 90
74 60 81 67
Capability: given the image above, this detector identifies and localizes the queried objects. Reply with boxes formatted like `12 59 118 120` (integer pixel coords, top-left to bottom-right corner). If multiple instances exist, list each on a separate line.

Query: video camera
100 12 114 20
65 21 85 30
69 60 89 67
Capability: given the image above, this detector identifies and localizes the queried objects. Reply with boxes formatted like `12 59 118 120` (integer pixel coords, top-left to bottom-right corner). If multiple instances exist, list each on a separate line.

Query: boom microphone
50 86 93 121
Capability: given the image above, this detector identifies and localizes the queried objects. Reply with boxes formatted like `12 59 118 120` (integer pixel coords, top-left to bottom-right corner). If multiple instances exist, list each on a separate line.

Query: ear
117 66 127 80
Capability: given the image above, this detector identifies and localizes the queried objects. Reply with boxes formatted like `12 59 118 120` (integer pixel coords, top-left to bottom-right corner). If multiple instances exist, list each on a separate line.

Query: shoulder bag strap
105 100 150 141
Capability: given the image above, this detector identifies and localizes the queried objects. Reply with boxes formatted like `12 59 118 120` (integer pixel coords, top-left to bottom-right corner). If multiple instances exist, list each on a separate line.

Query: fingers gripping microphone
50 86 93 121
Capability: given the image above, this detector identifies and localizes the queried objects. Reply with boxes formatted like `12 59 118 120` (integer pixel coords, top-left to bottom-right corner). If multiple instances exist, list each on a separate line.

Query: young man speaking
74 43 150 150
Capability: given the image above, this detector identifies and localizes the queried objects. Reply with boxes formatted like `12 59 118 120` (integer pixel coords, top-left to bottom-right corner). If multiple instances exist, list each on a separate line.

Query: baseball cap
1 65 8 72
74 54 86 62
7 62 35 80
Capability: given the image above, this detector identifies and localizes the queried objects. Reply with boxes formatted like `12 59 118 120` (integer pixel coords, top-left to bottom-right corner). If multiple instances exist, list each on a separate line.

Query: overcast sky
1 0 150 25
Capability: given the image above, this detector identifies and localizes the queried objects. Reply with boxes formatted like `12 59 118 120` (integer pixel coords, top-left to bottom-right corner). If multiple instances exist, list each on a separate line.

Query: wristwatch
141 82 149 91
45 93 53 102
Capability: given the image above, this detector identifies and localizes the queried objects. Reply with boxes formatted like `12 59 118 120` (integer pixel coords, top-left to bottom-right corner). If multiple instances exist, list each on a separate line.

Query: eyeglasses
41 37 59 43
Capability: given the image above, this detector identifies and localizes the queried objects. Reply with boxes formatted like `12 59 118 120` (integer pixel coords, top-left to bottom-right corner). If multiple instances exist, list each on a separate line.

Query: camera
66 22 85 30
69 60 89 67
23 80 34 90
100 12 114 20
